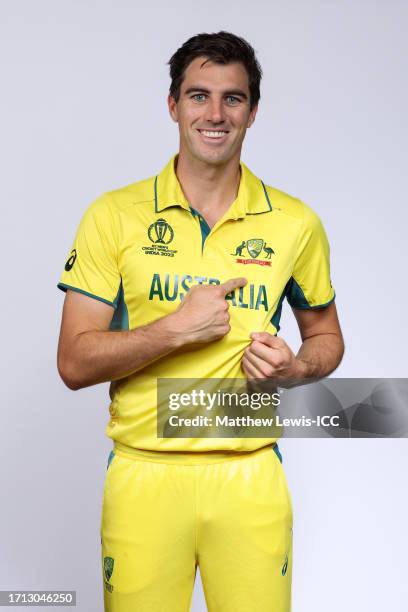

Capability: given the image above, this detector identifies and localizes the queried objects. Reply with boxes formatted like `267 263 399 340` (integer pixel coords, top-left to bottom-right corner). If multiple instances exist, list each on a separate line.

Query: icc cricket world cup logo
148 218 174 244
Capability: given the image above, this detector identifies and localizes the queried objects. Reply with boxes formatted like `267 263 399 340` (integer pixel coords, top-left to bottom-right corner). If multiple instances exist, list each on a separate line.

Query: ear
168 94 179 123
247 103 258 128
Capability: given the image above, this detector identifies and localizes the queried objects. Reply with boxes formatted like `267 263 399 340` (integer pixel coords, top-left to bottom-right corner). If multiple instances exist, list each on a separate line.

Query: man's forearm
59 313 183 390
296 333 345 379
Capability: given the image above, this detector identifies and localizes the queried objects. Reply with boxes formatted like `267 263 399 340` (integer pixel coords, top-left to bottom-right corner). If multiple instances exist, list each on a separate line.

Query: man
57 31 344 612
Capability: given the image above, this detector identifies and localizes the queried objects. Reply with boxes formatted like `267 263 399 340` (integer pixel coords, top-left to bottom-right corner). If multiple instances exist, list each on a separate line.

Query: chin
193 147 234 166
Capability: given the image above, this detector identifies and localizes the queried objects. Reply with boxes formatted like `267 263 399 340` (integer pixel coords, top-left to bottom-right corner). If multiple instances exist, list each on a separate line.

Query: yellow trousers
100 443 293 611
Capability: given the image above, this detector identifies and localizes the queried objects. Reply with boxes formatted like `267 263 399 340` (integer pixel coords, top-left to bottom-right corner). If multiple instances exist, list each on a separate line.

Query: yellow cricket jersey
58 155 335 452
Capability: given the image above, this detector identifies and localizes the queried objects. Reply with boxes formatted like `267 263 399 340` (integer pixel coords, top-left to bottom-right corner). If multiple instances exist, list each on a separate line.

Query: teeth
200 130 227 138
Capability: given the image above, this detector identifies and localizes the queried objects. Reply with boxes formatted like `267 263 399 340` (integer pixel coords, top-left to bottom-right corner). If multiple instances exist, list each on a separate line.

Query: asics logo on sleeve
64 249 77 271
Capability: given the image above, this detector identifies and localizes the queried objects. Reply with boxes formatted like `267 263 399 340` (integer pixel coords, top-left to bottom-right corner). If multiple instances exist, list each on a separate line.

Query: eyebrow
184 86 248 100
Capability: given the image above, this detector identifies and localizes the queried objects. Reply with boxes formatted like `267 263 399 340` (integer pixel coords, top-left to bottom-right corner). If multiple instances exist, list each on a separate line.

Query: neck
175 148 241 224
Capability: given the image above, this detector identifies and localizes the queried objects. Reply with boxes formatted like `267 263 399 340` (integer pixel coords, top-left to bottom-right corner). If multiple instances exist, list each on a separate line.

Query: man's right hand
171 277 247 344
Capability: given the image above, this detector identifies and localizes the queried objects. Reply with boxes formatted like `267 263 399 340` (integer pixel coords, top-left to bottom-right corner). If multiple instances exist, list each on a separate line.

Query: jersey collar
154 154 272 218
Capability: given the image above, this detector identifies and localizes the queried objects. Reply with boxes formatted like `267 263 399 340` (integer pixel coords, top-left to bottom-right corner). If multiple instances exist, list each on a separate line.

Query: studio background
1 1 407 610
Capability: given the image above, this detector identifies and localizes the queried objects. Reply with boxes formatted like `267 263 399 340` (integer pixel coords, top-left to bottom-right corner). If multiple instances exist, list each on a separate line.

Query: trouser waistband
113 441 278 465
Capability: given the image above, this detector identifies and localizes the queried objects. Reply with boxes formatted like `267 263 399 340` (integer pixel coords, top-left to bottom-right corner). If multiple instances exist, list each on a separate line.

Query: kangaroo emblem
232 241 246 256
263 243 275 259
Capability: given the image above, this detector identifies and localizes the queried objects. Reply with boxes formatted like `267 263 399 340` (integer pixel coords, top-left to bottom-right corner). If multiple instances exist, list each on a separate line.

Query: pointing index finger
219 277 248 295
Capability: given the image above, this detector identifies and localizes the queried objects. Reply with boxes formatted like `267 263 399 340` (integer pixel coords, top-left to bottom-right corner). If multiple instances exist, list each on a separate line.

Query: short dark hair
168 31 262 111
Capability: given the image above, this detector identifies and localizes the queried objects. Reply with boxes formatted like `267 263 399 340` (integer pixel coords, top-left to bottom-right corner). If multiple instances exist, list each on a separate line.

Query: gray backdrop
1 0 407 610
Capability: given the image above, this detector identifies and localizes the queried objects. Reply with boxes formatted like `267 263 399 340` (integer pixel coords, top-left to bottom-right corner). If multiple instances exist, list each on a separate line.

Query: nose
206 97 225 124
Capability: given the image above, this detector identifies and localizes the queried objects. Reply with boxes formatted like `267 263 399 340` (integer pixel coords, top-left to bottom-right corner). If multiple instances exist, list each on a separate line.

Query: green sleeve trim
271 277 335 339
291 294 336 310
286 277 335 310
57 283 116 308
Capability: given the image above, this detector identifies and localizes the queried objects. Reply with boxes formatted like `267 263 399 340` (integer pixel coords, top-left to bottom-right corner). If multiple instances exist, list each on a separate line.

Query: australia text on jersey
149 272 269 311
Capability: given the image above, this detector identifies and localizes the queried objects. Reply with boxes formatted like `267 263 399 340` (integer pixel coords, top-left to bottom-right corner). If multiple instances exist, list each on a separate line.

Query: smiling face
168 56 258 167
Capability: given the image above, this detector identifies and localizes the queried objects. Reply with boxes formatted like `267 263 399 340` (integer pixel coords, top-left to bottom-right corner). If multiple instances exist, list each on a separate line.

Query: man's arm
292 302 344 378
57 290 183 390
57 278 247 390
241 302 344 382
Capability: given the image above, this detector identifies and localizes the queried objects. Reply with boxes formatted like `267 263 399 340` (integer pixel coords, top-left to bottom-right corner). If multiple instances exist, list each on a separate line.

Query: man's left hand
241 332 306 381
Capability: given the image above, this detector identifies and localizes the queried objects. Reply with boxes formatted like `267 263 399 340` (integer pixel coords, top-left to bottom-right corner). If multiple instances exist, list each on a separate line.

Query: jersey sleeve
57 193 121 307
286 203 335 309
